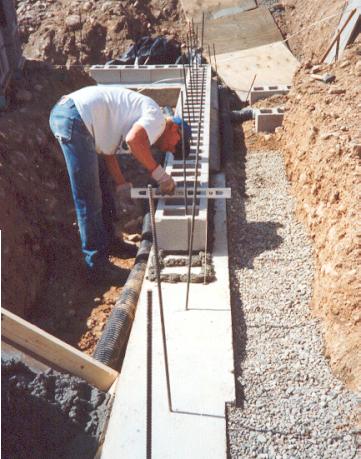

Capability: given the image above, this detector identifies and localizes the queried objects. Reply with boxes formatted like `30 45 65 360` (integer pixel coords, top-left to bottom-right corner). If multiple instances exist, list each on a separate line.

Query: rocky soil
281 44 361 391
279 0 346 62
271 0 361 391
16 0 185 65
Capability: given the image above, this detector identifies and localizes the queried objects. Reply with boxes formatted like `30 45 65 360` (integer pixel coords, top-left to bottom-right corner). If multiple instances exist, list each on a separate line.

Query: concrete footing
100 173 235 459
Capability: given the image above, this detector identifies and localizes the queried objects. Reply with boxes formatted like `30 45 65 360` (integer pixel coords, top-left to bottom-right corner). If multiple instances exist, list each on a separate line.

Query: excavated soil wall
279 1 361 389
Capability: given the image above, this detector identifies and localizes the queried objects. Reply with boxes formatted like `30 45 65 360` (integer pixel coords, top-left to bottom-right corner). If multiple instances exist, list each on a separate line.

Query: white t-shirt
69 85 166 155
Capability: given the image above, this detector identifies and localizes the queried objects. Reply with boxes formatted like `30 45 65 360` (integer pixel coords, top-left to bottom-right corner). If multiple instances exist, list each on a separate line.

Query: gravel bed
226 148 360 459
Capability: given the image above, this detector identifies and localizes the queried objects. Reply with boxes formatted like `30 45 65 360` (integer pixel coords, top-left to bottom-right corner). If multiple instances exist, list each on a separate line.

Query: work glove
151 165 176 195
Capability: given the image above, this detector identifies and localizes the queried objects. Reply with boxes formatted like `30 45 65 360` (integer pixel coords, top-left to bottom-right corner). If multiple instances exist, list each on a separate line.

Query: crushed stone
226 148 360 458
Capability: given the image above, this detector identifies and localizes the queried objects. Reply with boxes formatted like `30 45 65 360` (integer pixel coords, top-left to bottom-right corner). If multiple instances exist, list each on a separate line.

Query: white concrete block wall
255 107 285 133
90 64 184 86
250 84 291 105
90 64 213 251
158 65 211 251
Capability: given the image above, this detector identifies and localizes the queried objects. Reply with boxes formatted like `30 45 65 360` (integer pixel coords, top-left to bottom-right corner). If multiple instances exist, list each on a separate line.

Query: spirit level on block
131 188 231 199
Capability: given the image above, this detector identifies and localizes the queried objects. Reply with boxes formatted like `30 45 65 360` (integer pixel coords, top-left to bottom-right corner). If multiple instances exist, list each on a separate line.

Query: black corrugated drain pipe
93 213 152 370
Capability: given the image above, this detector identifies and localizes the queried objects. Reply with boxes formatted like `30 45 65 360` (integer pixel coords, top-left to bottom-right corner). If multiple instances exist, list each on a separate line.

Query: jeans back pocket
49 109 75 144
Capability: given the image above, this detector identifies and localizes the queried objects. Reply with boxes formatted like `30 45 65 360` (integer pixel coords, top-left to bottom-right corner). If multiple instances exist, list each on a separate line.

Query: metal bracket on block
131 188 231 199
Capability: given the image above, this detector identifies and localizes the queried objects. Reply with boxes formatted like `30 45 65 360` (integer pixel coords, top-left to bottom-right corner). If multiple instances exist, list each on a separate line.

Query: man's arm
103 155 127 186
125 124 158 173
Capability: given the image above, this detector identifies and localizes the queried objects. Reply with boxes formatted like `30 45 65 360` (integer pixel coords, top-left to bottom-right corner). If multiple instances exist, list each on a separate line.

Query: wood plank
324 1 361 63
215 41 299 101
181 0 256 21
1 308 118 391
203 7 283 55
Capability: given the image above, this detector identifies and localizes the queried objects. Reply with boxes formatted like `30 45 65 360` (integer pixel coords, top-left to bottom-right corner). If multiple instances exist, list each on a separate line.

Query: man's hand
151 165 176 195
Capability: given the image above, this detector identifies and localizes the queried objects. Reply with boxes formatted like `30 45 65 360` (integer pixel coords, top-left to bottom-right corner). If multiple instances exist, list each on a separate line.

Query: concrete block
255 107 285 133
250 84 291 105
90 64 184 87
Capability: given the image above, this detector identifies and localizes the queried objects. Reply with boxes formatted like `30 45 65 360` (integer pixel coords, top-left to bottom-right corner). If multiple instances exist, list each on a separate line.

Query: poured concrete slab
215 41 299 101
101 174 235 459
181 0 256 21
203 7 283 55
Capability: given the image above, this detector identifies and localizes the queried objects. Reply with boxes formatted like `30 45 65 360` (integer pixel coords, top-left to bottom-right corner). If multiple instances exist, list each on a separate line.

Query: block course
250 84 291 105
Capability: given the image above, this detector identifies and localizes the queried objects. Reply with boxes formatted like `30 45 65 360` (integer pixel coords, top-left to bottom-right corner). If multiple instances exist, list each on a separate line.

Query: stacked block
250 84 291 105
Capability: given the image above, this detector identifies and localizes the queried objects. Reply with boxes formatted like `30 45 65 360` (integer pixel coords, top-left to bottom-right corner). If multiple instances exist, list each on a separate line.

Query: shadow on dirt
226 124 283 407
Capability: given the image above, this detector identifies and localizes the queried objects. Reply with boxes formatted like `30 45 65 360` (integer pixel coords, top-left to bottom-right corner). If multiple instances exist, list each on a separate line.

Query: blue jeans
49 98 114 270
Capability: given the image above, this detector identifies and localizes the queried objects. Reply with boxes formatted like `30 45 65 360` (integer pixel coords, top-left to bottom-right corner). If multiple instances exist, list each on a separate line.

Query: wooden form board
325 0 361 63
203 7 283 55
215 41 299 101
1 308 118 391
181 0 256 21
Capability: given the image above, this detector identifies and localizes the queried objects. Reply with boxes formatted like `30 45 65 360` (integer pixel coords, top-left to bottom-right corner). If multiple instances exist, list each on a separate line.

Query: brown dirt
16 0 186 65
279 0 347 62
258 1 361 390
280 44 361 390
2 0 187 355
0 59 139 355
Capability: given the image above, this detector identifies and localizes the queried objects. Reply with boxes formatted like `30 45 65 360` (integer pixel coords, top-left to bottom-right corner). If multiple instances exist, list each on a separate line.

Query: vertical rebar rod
246 74 257 103
185 121 202 310
201 12 205 51
212 43 218 75
146 289 152 459
203 221 208 285
208 44 212 67
191 18 195 47
147 185 173 412
182 63 191 126
186 33 195 122
182 62 194 127
180 91 188 218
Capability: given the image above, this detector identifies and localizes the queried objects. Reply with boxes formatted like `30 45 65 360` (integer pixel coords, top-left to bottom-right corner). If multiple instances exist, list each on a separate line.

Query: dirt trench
2 0 187 356
273 0 361 390
1 0 360 390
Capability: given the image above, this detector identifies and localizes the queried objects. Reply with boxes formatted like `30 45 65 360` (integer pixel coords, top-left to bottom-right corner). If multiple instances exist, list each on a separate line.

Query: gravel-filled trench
225 137 360 458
